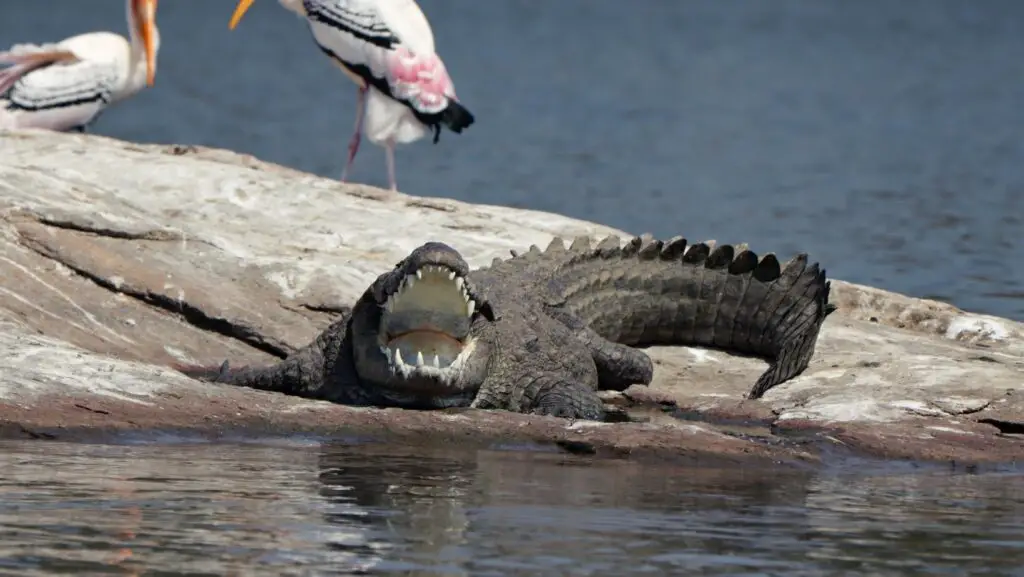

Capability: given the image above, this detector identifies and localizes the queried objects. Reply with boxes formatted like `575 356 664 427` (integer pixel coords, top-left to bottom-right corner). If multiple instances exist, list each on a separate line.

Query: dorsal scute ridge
569 235 591 253
728 249 760 275
682 242 711 264
638 236 664 260
753 253 782 282
545 236 567 254
623 236 644 256
706 245 734 269
594 235 622 259
513 233 807 285
659 236 688 260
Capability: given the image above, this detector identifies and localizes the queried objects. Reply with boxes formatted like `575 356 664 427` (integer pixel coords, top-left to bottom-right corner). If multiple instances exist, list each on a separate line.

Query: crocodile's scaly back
475 234 836 398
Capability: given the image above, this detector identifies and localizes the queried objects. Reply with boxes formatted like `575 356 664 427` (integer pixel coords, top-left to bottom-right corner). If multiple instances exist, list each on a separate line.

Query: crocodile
179 234 836 420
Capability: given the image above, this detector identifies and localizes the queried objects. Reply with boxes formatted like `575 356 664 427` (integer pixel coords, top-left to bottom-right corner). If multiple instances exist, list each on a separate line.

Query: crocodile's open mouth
379 264 477 374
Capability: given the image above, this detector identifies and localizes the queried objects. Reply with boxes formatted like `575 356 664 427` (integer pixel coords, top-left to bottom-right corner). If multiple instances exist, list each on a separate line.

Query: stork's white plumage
0 0 160 133
229 0 474 191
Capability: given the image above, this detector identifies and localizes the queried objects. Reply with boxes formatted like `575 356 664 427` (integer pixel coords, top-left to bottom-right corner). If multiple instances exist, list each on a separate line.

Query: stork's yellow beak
229 0 256 30
135 0 158 87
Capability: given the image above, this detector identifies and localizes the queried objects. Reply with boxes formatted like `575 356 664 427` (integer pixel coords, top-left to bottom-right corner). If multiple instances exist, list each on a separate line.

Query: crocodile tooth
432 354 440 368
466 300 475 317
394 348 404 366
448 271 456 280
405 276 415 289
416 351 425 366
455 277 465 291
415 269 423 280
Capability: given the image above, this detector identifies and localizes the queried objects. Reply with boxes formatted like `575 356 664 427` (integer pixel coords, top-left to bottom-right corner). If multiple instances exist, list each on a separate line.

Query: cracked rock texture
0 130 1021 465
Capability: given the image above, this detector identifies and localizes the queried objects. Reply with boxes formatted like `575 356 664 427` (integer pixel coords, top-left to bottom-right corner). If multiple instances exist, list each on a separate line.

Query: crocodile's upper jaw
377 263 481 384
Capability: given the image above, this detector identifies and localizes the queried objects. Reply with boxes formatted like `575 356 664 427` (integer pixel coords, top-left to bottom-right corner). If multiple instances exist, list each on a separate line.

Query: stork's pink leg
340 85 368 183
385 140 398 192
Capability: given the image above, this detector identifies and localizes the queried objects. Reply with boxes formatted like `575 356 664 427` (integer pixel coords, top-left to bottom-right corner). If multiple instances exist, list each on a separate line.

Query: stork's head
229 0 308 30
129 0 159 87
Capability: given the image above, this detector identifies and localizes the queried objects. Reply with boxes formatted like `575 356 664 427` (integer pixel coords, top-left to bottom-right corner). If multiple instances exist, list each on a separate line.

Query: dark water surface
0 439 1022 576
1 0 1021 319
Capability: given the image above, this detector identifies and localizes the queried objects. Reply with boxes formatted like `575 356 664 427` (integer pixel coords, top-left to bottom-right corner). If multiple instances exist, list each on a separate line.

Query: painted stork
228 0 474 191
0 0 160 133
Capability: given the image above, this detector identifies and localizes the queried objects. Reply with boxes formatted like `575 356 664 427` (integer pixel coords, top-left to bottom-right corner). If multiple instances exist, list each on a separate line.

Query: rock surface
0 130 1021 466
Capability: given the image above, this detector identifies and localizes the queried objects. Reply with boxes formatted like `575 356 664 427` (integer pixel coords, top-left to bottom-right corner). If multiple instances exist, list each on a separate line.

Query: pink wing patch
385 47 457 115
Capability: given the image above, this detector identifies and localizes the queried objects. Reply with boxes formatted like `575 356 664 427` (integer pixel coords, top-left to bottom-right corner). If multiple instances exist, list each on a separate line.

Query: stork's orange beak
229 0 256 30
135 0 158 87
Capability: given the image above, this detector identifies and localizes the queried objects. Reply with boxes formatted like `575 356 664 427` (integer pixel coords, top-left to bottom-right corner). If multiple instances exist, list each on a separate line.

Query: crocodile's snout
378 262 480 377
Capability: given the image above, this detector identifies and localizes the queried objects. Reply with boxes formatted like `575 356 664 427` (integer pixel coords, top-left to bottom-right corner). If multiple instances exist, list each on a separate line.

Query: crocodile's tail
523 235 836 399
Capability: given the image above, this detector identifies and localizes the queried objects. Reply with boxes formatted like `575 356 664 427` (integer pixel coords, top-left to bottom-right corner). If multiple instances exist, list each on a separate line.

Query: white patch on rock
276 401 337 413
673 422 727 436
888 400 947 417
52 261 73 277
162 345 195 364
0 338 169 404
926 425 978 435
265 270 302 300
566 419 610 429
931 396 991 415
685 347 718 363
945 315 1010 342
777 399 901 423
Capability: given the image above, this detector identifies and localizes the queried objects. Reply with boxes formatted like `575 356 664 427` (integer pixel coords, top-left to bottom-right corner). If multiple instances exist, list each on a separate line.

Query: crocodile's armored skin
178 235 836 420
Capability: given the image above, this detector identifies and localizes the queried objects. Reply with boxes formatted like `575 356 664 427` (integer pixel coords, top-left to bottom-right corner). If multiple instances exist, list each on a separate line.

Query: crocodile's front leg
469 326 606 421
179 315 369 405
545 305 654 391
472 369 606 420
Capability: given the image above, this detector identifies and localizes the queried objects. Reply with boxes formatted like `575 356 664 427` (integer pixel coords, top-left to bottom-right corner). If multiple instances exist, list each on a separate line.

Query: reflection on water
0 438 1021 575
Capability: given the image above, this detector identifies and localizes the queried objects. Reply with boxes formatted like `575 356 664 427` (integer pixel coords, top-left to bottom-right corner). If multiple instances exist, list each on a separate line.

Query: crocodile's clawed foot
532 384 606 421
533 403 581 420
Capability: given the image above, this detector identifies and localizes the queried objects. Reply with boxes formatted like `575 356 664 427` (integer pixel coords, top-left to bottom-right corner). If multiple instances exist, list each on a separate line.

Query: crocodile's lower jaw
380 337 478 383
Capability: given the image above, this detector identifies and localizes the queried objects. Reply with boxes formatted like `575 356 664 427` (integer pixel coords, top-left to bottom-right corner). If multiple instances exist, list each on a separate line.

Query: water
0 0 1021 320
0 439 1020 575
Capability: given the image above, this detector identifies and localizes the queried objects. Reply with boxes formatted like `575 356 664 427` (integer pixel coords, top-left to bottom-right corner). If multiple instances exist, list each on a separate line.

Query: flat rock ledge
0 130 1021 467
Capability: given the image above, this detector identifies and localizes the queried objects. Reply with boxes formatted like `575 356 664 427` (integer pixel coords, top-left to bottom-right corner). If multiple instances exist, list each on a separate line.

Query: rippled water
0 439 1021 575
1 0 1022 319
